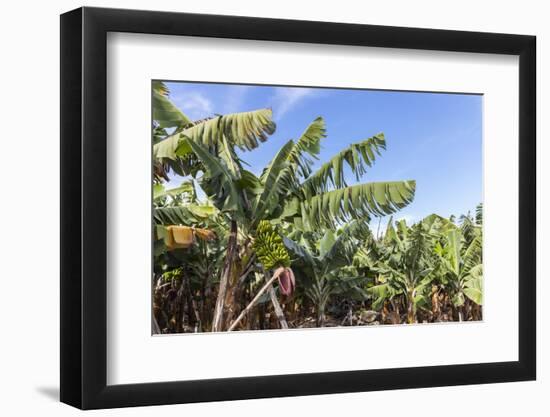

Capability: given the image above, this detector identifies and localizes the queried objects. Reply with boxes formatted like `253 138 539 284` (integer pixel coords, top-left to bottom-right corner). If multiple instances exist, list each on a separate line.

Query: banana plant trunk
211 220 238 332
228 272 281 331
316 305 326 327
431 285 441 321
458 306 464 322
406 289 416 324
268 282 288 329
223 246 254 329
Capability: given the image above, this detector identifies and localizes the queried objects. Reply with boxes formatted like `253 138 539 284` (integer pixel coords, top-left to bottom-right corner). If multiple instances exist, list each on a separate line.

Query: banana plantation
152 81 483 334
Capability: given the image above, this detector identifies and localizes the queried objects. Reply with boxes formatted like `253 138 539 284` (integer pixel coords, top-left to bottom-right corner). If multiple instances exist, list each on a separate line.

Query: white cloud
272 87 315 120
222 85 251 114
172 91 213 120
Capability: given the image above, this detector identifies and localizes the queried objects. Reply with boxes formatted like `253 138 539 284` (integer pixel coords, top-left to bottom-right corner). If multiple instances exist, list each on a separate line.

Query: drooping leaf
287 117 326 178
463 236 482 272
300 180 416 229
153 181 196 201
152 81 170 97
446 229 461 275
153 109 276 160
282 236 315 269
367 283 391 310
300 133 386 196
183 137 244 215
154 205 217 225
464 264 483 305
152 81 194 129
319 230 336 259
463 287 482 305
187 204 218 218
252 140 296 221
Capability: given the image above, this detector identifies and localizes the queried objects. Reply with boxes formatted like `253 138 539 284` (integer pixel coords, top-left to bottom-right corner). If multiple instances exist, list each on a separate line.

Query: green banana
253 220 291 270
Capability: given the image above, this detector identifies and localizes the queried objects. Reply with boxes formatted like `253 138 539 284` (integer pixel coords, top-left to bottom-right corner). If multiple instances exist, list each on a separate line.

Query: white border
106 33 519 385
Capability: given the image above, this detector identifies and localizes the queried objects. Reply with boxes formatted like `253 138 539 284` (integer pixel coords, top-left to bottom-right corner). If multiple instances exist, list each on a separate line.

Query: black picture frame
60 6 536 410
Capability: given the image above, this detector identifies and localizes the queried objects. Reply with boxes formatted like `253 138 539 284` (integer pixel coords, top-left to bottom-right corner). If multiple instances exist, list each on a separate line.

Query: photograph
54 5 538 410
152 80 483 334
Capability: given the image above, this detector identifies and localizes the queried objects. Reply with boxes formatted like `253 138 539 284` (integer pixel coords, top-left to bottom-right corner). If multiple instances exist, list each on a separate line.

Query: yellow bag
170 226 195 248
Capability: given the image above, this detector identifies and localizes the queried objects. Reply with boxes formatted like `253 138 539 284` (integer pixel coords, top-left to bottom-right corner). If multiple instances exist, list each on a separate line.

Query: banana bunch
161 267 183 282
253 220 291 270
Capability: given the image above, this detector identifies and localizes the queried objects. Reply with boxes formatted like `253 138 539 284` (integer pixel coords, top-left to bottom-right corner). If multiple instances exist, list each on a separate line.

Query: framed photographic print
60 6 536 410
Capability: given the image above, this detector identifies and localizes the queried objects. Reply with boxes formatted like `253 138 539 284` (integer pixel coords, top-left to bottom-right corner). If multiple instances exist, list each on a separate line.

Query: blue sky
164 81 482 228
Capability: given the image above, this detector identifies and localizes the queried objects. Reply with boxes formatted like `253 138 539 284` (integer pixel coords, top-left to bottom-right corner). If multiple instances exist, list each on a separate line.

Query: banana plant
152 82 278 331
282 220 372 326
364 217 443 324
152 182 226 333
434 228 483 320
170 126 415 330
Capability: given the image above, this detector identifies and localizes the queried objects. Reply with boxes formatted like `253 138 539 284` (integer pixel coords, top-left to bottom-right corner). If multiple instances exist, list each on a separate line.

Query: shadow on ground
36 386 59 401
